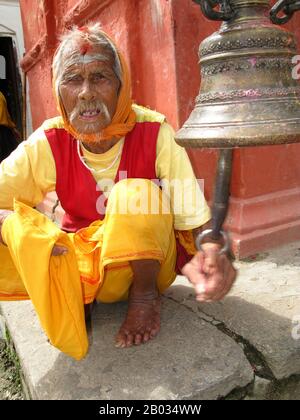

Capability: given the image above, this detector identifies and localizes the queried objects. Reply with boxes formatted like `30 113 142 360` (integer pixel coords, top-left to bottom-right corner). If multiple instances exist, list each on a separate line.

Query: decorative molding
226 187 300 258
20 34 48 72
200 35 297 57
196 86 300 103
201 57 293 76
43 0 57 48
63 0 114 28
20 1 56 72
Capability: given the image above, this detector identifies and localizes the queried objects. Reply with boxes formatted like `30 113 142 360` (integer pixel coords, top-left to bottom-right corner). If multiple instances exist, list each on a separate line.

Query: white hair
52 23 122 94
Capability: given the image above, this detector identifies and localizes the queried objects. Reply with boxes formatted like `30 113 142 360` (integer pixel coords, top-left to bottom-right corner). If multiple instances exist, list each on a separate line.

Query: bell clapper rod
211 148 233 239
196 148 232 255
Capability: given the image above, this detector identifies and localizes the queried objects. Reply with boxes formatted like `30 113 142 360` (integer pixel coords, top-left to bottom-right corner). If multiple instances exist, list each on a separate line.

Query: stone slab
0 298 253 400
165 241 300 380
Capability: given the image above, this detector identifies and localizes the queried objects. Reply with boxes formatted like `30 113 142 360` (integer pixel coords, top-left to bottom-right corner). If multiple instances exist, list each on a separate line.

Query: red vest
45 122 160 232
45 122 192 272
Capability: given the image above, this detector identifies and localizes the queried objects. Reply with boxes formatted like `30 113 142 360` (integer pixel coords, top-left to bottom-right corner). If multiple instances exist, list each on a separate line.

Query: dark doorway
0 36 23 137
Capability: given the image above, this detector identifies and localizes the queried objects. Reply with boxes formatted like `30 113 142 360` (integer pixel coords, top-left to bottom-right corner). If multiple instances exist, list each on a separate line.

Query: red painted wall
19 0 300 257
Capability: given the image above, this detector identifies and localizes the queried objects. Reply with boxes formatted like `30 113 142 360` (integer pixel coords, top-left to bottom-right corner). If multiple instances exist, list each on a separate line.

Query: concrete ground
1 241 300 400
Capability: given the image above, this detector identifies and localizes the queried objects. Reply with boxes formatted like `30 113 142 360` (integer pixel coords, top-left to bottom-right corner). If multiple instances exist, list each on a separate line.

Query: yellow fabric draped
54 30 136 143
0 180 185 359
0 92 16 129
175 229 197 256
1 201 88 361
70 179 178 303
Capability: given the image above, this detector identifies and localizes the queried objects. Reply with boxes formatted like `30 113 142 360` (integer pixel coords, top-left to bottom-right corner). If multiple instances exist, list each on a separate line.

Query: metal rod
211 148 233 240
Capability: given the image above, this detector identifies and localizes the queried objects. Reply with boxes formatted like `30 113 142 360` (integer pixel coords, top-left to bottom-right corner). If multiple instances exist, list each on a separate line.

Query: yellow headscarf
0 91 16 129
53 29 136 143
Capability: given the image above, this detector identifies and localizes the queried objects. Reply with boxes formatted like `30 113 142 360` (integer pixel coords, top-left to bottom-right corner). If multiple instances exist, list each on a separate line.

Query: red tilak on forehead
79 41 92 55
77 26 92 55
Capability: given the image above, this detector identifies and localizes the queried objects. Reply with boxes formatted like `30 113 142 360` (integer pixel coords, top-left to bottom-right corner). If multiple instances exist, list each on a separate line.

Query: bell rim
175 122 300 148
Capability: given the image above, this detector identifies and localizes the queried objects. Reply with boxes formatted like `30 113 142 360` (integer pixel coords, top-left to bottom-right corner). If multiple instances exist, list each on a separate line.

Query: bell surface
176 0 300 148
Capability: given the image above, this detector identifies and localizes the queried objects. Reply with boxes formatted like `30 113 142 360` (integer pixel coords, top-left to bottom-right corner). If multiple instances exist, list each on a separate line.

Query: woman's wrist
193 223 224 247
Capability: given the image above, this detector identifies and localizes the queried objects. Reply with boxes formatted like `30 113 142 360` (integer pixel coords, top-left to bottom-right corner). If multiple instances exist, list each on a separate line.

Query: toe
115 331 127 348
126 334 134 347
143 331 150 343
115 339 126 348
134 333 143 346
150 325 160 338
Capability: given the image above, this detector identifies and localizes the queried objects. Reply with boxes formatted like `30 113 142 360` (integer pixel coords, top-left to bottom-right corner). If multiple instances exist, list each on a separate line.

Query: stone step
0 297 253 400
165 241 300 380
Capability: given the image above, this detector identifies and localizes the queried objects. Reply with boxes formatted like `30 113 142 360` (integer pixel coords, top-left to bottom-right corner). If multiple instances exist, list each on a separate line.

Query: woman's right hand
51 245 68 256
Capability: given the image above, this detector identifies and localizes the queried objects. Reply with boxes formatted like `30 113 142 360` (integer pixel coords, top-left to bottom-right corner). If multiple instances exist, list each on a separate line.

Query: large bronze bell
176 0 300 148
175 0 300 249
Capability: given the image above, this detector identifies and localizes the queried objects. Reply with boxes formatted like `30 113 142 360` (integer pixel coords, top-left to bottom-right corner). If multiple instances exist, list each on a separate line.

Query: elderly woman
0 24 236 358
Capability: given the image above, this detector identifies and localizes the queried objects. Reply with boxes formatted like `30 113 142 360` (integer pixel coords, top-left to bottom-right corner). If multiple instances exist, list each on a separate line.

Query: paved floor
1 241 300 400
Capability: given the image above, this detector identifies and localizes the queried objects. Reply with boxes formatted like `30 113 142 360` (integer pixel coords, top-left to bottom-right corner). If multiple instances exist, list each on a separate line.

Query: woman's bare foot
115 291 161 348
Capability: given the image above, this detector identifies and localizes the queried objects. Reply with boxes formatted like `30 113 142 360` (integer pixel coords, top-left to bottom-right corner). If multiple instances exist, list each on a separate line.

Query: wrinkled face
59 46 120 135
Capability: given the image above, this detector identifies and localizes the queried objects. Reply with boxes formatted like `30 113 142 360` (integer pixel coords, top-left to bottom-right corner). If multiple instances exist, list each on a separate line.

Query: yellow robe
0 201 88 361
0 180 191 359
0 106 211 360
